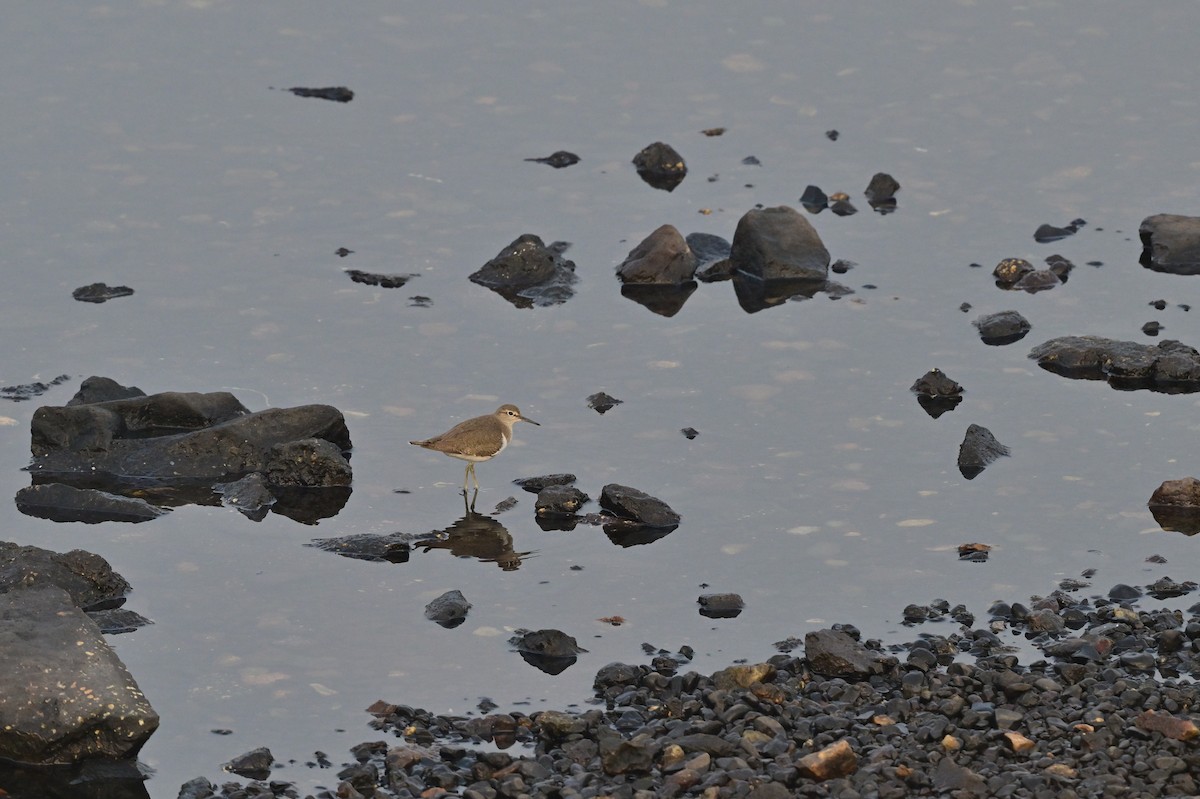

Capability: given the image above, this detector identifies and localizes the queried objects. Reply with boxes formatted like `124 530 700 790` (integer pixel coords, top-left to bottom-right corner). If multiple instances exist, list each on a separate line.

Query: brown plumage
410 404 539 490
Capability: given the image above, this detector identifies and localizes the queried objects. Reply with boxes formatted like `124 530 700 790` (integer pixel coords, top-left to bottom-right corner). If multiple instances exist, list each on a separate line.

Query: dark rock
1034 220 1083 243
1028 335 1200 392
524 151 580 168
1012 269 1063 293
215 473 276 520
67 376 144 405
599 484 680 528
742 155 761 166
681 427 699 439
264 438 352 487
685 232 732 270
425 590 471 628
224 746 274 779
933 756 985 794
513 474 577 493
799 184 829 213
512 629 586 674
910 369 963 397
0 375 71 403
535 485 589 517
468 234 577 308
804 628 895 677
958 424 1010 480
620 282 698 317
830 197 857 215
616 225 697 284
15 483 170 524
697 593 744 619
700 127 726 137
1144 320 1163 336
992 258 1035 284
826 129 839 140
632 142 687 191
89 606 152 635
597 727 656 775
72 283 134 303
344 269 417 288
0 584 158 764
729 206 830 281
1140 214 1200 273
287 86 353 102
974 310 1031 346
335 247 353 257
864 172 900 213
0 541 131 612
309 532 412 563
587 392 623 413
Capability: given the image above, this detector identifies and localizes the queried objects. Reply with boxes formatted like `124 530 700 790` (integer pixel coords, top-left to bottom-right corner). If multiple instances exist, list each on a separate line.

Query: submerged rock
71 283 134 303
957 423 1010 480
0 375 71 403
632 142 686 191
511 629 587 674
910 369 964 419
974 310 1031 345
864 172 900 213
1140 213 1200 273
344 269 417 288
287 86 353 102
586 392 623 413
469 234 577 308
535 485 590 518
424 590 471 628
223 746 274 780
524 150 580 168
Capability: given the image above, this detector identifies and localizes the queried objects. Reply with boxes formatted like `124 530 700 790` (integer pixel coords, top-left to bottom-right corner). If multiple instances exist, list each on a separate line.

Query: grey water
2 3 1199 794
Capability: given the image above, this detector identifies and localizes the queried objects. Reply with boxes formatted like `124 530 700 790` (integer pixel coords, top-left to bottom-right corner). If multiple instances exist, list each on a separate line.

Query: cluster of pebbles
182 581 1200 799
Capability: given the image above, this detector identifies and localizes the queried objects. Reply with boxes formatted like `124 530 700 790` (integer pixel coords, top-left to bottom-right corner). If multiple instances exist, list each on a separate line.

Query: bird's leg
469 462 480 490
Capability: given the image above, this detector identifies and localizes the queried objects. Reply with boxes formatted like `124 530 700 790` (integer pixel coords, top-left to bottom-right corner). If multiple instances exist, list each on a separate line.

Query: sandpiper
410 404 539 490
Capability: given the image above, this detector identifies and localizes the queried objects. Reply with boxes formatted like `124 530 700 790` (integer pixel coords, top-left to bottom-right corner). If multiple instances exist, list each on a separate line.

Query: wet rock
599 484 680 528
799 184 829 213
263 438 352 487
864 172 900 213
335 247 353 257
67 375 144 405
424 590 471 628
71 282 134 303
344 269 417 288
468 234 577 308
681 427 699 439
632 141 687 191
685 232 732 270
0 541 131 613
535 485 589 517
89 606 152 635
215 473 276 520
224 746 274 779
597 727 656 775
829 193 857 216
1148 477 1200 534
911 369 964 418
0 584 158 764
308 532 412 563
287 86 353 102
524 150 580 168
796 738 857 781
729 205 830 282
15 483 170 523
1144 320 1163 336
0 374 71 403
1028 335 1200 392
513 474 577 493
701 127 726 137
804 628 896 677
992 257 1034 283
1140 213 1200 273
957 423 1010 480
958 542 992 562
1034 219 1084 243
1135 709 1199 740
974 310 1031 346
697 593 744 619
512 629 586 674
1012 269 1063 293
586 392 623 413
616 225 697 284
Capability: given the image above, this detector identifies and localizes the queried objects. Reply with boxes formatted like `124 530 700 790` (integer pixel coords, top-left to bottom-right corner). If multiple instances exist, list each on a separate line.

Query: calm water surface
2 3 1198 794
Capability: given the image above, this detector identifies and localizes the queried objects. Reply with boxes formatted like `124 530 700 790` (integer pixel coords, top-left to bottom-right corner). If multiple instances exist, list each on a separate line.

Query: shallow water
2 2 1199 794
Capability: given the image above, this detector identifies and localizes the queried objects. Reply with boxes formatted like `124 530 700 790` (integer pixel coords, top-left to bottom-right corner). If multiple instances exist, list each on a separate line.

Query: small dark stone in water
960 302 971 312
344 269 417 288
288 86 353 102
1150 299 1167 310
681 427 699 440
864 172 900 213
424 590 471 628
958 543 992 562
224 746 274 779
697 593 744 618
825 129 839 141
524 150 580 168
700 127 726 137
513 474 577 493
72 283 134 303
1 374 70 402
974 310 1032 346
1107 583 1142 600
741 155 761 166
492 496 518 513
535 485 590 517
957 423 1010 480
632 141 687 192
1033 221 1082 243
335 247 353 257
409 296 432 308
587 392 623 413
512 628 587 656
993 258 1035 284
910 369 964 398
799 184 828 213
1143 321 1163 336
1146 553 1168 563
830 199 857 216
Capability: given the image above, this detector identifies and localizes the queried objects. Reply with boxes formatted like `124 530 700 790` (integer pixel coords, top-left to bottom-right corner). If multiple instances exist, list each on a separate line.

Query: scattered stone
729 205 830 281
799 184 829 213
697 592 744 618
599 484 680 528
993 257 1035 283
287 86 353 102
513 474 577 493
700 127 726 137
1140 213 1200 273
911 369 964 418
335 247 353 257
804 628 896 677
1143 320 1163 336
586 392 623 413
511 629 586 674
71 283 134 303
864 172 900 213
424 590 471 628
615 224 697 284
469 234 577 308
1028 335 1200 392
974 310 1031 346
796 738 857 781
0 375 70 402
223 746 274 779
1135 709 1199 741
344 269 417 288
958 542 992 562
524 150 580 168
681 427 699 439
1033 219 1085 243
826 129 839 141
957 424 1010 480
535 484 589 518
632 141 687 191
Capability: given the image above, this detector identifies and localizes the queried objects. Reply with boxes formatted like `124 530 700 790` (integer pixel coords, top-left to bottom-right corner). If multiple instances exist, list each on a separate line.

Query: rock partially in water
0 374 70 403
805 628 897 678
424 590 471 628
599 484 680 528
1140 213 1200 273
0 541 131 613
223 746 274 780
632 141 686 192
957 423 1010 480
67 375 144 405
344 269 417 288
697 592 744 619
911 369 964 418
308 531 412 563
684 232 732 271
729 205 830 282
535 485 590 517
71 283 134 303
1028 335 1200 392
1033 219 1084 243
864 172 900 213
524 150 580 168
469 234 577 308
1148 476 1200 534
799 184 829 213
1012 268 1063 293
215 473 276 521
513 473 577 493
992 257 1035 284
0 584 158 765
616 224 697 285
15 483 170 524
287 86 353 102
511 628 586 674
974 310 1031 345
586 392 623 413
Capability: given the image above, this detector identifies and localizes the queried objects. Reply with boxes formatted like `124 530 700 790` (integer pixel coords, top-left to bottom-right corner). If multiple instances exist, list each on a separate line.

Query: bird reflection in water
416 489 533 571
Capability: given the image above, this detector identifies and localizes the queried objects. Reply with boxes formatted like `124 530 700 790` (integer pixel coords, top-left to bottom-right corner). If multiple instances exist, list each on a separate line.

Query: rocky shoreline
174 579 1199 799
